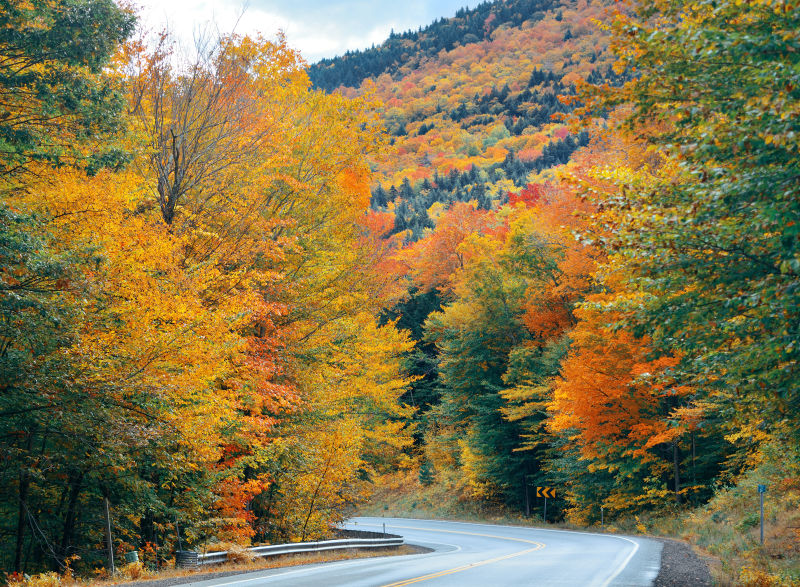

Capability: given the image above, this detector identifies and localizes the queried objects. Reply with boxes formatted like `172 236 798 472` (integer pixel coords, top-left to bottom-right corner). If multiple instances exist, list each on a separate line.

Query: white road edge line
597 535 639 587
364 516 644 544
186 537 461 587
189 560 363 587
353 517 645 587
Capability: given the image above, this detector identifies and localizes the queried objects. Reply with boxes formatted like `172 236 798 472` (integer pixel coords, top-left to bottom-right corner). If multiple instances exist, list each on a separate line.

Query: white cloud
131 0 483 63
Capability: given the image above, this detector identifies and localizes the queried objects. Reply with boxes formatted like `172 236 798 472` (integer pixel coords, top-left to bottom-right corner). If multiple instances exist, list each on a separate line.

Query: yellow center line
356 524 545 587
381 546 543 587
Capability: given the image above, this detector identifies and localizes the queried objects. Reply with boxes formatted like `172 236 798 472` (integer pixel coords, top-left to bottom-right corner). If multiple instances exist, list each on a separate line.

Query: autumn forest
1 0 798 584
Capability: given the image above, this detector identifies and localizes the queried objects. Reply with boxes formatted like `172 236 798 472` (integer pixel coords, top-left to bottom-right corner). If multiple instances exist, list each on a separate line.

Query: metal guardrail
195 535 404 566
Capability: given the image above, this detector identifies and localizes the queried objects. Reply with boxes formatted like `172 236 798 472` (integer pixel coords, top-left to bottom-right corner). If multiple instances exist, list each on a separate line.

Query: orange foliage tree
1 28 414 575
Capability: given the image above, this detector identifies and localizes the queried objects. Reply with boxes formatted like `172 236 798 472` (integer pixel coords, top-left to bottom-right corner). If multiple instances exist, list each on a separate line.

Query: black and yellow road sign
536 487 556 499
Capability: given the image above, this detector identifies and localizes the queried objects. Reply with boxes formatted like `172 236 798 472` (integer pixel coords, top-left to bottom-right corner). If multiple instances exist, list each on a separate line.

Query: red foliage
484 13 497 34
509 183 549 207
360 210 395 239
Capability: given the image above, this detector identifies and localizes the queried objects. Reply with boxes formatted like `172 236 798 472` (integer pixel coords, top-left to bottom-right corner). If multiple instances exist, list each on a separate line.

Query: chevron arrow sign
536 487 556 498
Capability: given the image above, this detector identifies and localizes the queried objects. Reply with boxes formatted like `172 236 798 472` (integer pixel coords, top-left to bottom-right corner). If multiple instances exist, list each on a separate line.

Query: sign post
757 484 767 545
536 487 556 522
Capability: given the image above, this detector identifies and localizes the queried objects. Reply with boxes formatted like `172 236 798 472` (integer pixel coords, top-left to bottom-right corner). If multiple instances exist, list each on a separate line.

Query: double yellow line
375 525 546 587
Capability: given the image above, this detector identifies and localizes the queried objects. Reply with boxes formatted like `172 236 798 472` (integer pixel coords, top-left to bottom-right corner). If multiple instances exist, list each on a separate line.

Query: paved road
184 517 662 587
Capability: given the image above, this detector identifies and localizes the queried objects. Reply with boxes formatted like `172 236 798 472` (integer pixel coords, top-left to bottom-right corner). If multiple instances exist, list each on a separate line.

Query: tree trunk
140 509 155 547
104 497 115 575
672 441 681 504
14 432 34 573
14 468 30 573
301 450 334 542
255 478 279 543
58 469 84 568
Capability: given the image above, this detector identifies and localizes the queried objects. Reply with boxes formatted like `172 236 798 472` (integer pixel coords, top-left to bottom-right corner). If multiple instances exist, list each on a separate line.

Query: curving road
183 516 662 587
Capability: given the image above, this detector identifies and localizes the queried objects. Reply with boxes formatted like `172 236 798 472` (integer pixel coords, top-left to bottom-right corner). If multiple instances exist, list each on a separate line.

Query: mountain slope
309 0 577 92
308 0 617 239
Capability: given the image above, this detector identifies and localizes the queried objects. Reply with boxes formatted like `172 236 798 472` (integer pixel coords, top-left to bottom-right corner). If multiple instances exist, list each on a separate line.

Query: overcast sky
133 0 484 63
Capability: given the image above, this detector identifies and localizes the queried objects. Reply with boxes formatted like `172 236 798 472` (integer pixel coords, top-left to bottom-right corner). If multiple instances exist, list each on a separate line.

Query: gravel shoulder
653 537 713 587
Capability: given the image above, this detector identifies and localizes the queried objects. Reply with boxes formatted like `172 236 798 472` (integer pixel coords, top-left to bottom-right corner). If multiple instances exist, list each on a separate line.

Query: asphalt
177 517 663 586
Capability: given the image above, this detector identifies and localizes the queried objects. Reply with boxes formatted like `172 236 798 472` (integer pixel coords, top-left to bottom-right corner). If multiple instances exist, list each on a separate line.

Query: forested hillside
307 0 607 90
1 0 798 585
311 1 800 584
308 0 624 501
327 0 620 240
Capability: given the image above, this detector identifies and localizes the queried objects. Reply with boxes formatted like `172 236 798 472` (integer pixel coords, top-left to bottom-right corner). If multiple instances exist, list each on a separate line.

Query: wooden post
104 497 115 575
175 515 183 552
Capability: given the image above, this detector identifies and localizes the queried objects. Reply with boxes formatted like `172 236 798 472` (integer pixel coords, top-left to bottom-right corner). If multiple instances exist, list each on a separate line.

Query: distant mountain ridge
307 0 617 240
307 0 565 91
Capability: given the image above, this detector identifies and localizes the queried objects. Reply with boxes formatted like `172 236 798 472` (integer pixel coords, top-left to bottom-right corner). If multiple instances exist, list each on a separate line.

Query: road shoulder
653 537 712 587
105 545 428 587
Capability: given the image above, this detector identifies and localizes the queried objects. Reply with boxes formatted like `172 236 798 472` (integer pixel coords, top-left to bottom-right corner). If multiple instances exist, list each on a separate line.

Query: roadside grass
668 450 800 587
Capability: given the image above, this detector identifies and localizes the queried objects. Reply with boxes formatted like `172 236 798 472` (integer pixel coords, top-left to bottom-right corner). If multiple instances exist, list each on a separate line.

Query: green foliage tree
381 288 443 445
418 457 435 486
0 0 135 177
0 0 136 573
424 210 574 508
583 0 800 450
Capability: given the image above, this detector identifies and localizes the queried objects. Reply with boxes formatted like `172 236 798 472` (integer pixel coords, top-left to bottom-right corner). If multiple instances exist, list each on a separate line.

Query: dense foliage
323 0 617 242
585 0 800 447
0 0 135 177
315 8 799 580
0 6 411 576
2 0 798 583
